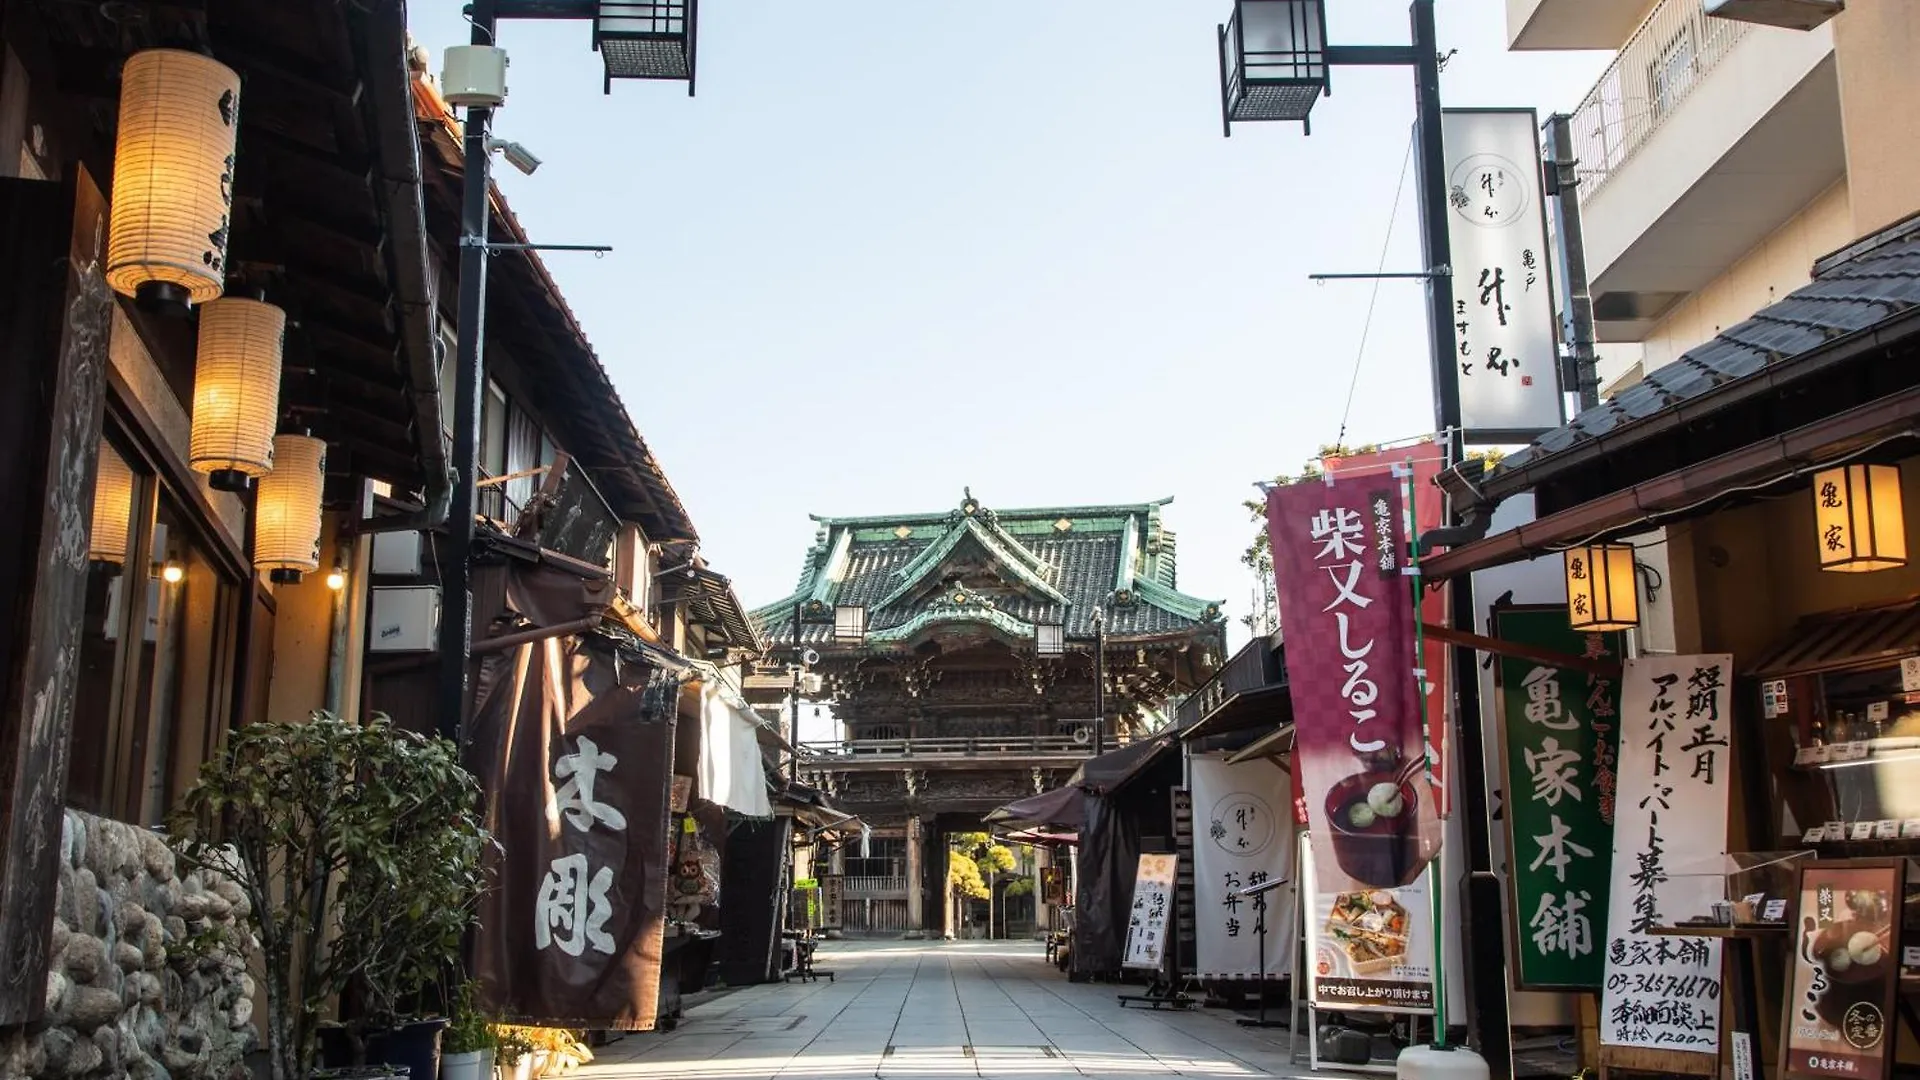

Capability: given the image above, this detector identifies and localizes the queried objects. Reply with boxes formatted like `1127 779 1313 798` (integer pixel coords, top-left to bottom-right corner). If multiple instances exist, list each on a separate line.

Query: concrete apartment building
1505 0 1920 653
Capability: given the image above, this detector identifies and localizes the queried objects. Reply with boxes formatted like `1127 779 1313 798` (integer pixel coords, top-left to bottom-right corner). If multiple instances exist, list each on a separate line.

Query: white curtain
1191 751 1297 980
697 682 773 818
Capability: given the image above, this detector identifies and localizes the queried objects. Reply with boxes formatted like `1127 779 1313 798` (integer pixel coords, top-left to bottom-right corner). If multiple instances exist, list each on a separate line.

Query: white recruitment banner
1599 654 1733 1051
1441 108 1565 442
1123 854 1177 970
1191 753 1296 979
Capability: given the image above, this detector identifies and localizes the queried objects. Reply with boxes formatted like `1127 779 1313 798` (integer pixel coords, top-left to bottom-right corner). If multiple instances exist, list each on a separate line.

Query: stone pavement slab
577 940 1379 1080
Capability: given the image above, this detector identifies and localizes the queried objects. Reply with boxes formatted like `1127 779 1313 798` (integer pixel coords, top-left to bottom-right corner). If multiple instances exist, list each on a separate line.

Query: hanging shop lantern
1564 542 1638 632
189 297 284 492
593 1 697 94
1217 0 1330 135
1813 463 1907 573
106 49 241 310
89 443 134 565
255 434 326 584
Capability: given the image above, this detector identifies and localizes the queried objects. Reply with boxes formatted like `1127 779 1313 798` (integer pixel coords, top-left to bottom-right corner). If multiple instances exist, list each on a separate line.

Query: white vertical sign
1441 108 1565 440
1123 854 1177 970
1599 654 1733 1051
1191 754 1296 979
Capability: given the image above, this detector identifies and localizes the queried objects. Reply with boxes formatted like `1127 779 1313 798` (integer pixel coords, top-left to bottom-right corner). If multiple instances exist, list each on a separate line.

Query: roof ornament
961 487 979 517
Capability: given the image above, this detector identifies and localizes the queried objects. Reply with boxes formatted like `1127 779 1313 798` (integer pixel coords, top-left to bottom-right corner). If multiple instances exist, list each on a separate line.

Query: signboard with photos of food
1782 860 1904 1080
1302 844 1436 1013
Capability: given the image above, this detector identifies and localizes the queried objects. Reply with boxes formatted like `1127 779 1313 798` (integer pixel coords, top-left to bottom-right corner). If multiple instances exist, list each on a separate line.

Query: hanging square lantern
1217 0 1329 135
1036 622 1065 657
1813 463 1907 573
834 604 867 644
594 1 697 95
255 434 326 584
190 298 285 492
106 49 242 311
1564 542 1638 632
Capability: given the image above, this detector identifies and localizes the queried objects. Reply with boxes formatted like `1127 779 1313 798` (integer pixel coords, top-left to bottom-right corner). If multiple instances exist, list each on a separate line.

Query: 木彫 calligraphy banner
470 608 680 1030
1191 753 1296 979
1440 108 1565 442
1123 854 1178 970
1599 654 1733 1051
1493 607 1624 990
1324 445 1451 816
1268 475 1441 1012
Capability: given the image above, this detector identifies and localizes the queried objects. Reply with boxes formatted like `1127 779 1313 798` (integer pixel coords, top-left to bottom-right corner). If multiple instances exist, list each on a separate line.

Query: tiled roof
1499 220 1920 474
751 495 1225 648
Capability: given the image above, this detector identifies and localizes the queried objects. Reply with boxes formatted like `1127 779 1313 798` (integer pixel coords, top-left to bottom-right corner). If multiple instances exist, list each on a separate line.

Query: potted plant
491 1029 536 1080
441 981 496 1080
173 712 492 1080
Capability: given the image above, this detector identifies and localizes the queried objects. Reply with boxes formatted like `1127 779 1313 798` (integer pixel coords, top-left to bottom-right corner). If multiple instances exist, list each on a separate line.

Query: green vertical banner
1492 607 1624 991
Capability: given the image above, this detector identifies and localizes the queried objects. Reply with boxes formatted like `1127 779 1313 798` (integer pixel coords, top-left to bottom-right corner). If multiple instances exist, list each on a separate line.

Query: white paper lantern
90 444 135 565
255 434 326 583
106 49 242 308
189 298 284 489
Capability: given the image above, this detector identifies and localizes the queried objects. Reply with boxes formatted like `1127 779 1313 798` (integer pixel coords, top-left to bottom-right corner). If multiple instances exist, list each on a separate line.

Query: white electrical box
441 45 509 108
369 586 441 652
1704 0 1842 31
371 531 423 576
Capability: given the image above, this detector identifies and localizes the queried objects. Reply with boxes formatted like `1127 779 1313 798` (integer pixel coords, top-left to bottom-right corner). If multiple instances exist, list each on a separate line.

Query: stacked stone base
0 810 256 1079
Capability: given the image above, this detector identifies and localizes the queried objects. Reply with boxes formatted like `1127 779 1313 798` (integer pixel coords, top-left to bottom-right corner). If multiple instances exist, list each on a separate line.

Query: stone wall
0 810 256 1079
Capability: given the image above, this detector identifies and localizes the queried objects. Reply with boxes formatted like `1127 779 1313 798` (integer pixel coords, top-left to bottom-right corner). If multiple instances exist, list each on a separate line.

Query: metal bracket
1309 265 1450 282
458 235 612 254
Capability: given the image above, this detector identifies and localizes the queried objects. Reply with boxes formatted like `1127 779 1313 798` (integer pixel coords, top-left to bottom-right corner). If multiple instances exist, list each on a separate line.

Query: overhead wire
1335 131 1418 449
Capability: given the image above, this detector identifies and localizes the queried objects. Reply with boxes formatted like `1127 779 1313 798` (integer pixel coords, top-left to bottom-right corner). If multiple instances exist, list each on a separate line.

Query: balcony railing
841 875 908 897
798 733 1132 761
1567 0 1751 202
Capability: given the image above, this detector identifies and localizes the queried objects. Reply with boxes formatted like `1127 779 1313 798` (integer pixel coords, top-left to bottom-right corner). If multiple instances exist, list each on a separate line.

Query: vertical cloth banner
1324 445 1451 816
1441 108 1565 441
1599 654 1733 1051
1493 608 1625 990
1191 753 1297 979
469 572 680 1028
1123 854 1178 970
1269 475 1441 1011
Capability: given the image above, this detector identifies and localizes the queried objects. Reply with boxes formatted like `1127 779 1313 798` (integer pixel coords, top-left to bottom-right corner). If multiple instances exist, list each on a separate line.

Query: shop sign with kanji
1493 608 1624 990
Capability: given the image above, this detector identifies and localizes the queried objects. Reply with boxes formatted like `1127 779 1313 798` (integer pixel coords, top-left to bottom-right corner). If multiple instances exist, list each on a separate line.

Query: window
479 380 508 520
70 433 240 824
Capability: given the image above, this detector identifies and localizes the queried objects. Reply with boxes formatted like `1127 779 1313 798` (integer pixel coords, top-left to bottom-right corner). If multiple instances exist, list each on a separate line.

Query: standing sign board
1440 108 1565 443
1599 655 1733 1056
1267 474 1441 1012
1782 860 1903 1080
1492 607 1625 990
1123 854 1178 970
1191 753 1296 980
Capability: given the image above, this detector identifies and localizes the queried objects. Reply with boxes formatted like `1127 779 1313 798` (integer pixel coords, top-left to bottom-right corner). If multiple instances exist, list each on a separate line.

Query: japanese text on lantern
536 735 626 958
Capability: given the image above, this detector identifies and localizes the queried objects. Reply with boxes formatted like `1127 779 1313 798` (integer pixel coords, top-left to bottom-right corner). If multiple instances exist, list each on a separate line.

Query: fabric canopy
1071 734 1179 795
987 784 1086 829
696 681 773 817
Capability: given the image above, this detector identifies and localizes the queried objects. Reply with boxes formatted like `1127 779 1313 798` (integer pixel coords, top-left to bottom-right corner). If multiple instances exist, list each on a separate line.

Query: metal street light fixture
1036 622 1065 658
595 1 697 93
1218 0 1329 132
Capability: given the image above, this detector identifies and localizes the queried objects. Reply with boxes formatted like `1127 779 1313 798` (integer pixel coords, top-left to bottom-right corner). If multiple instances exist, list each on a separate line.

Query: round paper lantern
189 298 284 490
90 444 135 565
255 434 326 583
106 49 242 308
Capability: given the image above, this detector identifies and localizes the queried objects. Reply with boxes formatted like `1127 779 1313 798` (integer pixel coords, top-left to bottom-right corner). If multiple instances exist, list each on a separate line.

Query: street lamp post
1091 606 1106 756
1215 0 1509 1065
434 0 696 745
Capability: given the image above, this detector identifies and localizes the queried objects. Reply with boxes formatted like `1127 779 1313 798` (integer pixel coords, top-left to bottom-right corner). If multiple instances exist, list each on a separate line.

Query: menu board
1123 854 1177 970
1783 860 1903 1080
1302 843 1436 1013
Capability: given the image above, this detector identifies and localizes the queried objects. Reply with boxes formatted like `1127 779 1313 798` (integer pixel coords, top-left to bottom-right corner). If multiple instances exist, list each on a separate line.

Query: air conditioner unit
1703 0 1842 31
369 586 441 652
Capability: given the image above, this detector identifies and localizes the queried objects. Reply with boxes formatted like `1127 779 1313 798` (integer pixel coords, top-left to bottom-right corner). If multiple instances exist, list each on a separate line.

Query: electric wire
1335 132 1418 449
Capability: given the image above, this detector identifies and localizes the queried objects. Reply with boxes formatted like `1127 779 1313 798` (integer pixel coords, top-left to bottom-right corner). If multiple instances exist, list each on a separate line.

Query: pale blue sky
407 2 1609 639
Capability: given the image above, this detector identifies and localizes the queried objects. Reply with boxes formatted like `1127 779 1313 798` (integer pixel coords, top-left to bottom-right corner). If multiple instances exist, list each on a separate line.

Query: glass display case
1664 851 1813 927
1758 647 1920 852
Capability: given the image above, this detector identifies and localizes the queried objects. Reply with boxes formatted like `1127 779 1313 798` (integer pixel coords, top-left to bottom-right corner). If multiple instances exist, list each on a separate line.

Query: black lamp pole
790 601 803 784
1091 606 1106 756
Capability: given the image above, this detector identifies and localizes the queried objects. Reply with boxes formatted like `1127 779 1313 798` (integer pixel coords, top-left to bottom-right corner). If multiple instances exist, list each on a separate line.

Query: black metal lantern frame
1218 0 1330 135
594 0 698 95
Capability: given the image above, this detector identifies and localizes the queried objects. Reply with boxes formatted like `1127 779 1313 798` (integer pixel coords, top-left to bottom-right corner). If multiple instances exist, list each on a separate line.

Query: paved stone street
579 941 1359 1080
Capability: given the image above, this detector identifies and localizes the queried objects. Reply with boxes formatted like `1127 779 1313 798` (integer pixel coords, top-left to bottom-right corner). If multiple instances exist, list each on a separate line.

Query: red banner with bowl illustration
1783 860 1903 1080
1268 473 1442 1011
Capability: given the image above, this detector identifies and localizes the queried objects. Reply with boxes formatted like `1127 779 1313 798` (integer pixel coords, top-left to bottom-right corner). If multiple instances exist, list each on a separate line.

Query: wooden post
0 168 113 1025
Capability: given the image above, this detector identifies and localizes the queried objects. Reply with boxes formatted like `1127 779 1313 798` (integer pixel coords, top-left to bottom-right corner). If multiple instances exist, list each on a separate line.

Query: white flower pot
493 1058 533 1080
443 1049 493 1080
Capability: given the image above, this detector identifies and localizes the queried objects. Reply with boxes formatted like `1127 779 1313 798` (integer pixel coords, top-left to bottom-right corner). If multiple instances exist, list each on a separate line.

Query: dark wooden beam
1419 622 1623 678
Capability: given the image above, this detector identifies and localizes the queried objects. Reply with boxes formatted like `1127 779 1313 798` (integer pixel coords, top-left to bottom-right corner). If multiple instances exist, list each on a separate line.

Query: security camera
485 138 541 176
802 648 820 667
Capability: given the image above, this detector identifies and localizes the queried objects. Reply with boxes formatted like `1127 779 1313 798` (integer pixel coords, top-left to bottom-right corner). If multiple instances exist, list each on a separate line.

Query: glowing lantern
1564 542 1638 632
190 297 284 491
90 444 135 564
106 49 241 310
1813 463 1907 573
255 434 326 583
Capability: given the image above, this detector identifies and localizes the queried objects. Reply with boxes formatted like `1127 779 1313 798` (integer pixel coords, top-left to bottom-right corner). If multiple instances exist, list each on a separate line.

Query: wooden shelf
1647 923 1789 939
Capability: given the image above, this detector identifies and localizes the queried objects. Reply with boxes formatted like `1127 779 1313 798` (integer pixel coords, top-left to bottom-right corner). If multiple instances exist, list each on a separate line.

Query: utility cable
1335 132 1417 449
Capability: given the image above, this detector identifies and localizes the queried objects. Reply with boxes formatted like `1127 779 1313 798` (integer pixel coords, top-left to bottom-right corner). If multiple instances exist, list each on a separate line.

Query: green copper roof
752 491 1224 648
